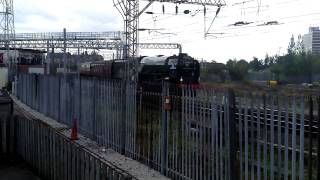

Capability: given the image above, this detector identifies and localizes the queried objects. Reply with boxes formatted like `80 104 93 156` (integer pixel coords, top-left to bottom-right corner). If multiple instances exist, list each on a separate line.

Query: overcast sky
14 0 320 63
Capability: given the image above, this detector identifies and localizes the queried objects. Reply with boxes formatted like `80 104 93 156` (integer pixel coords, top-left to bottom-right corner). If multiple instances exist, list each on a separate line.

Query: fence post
161 81 169 175
120 80 127 155
92 77 97 140
228 89 237 180
58 75 61 122
9 115 16 155
308 96 313 180
34 75 37 110
1 115 7 154
9 100 15 155
317 96 320 180
79 76 82 132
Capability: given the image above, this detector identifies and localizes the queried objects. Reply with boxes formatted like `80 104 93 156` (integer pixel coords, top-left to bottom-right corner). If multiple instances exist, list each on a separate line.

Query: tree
270 63 283 81
249 57 263 71
204 62 227 82
296 34 305 55
288 35 296 55
226 59 250 81
263 54 275 68
259 35 320 83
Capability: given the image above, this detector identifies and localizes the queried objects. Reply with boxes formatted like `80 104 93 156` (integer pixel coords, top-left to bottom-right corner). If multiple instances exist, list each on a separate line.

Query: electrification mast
0 0 15 49
113 0 225 81
113 0 226 59
113 0 226 173
0 0 15 82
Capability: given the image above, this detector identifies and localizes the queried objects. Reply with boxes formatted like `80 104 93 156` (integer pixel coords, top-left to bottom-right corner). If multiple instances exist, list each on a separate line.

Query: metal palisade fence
235 92 320 180
16 73 320 180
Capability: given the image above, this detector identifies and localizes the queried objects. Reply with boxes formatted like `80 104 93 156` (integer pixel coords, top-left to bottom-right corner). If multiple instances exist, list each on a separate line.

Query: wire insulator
216 7 221 15
175 5 178 14
162 4 165 14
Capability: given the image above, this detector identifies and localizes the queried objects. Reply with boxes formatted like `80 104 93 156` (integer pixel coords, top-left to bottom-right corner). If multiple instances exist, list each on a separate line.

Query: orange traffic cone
70 119 79 140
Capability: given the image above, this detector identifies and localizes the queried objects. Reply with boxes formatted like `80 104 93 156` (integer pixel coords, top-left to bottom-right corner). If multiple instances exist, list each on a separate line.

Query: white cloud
10 0 320 62
139 0 320 62
14 0 122 32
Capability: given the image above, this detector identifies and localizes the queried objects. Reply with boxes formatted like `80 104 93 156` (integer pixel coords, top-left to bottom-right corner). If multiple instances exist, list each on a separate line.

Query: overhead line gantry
113 0 226 59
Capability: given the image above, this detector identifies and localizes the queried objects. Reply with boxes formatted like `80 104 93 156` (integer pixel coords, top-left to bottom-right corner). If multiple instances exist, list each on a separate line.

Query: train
80 53 200 85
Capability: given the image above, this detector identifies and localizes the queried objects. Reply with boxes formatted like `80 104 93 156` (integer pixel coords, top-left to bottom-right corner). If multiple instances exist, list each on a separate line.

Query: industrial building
303 27 320 54
0 48 46 86
0 48 45 65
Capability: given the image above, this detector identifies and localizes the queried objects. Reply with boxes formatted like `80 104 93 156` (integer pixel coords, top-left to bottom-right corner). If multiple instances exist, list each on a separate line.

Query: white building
303 27 320 54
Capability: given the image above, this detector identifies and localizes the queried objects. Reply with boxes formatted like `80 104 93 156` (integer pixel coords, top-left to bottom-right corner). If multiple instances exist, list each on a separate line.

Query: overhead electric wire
177 17 320 41
140 15 320 42
141 3 269 28
275 0 302 5
138 0 320 43
141 8 224 25
157 11 320 35
142 16 318 40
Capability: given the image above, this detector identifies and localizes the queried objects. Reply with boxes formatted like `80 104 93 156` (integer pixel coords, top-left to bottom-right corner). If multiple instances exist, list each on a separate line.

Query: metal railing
16 73 320 180
1 31 123 41
14 115 135 180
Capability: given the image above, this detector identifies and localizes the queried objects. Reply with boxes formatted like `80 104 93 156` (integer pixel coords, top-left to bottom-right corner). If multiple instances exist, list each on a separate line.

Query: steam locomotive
80 53 200 85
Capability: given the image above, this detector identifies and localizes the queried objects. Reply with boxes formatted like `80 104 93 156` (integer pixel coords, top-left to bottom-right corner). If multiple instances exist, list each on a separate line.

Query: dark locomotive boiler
80 53 200 85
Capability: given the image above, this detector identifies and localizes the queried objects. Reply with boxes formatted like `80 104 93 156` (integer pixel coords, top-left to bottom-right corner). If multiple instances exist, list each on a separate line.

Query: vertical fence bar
284 96 289 180
181 87 185 178
219 93 223 180
120 80 128 155
277 95 282 180
78 76 82 135
263 94 268 180
58 75 61 122
292 97 297 180
257 94 261 180
299 97 305 180
270 95 275 180
224 91 229 180
308 96 313 180
249 93 255 180
228 89 237 180
198 90 203 180
190 87 194 179
244 94 249 180
317 96 320 180
92 78 96 141
161 82 169 175
239 94 243 180
211 95 216 180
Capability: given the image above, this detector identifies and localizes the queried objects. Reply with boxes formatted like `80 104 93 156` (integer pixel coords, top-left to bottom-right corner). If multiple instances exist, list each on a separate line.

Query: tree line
205 35 320 82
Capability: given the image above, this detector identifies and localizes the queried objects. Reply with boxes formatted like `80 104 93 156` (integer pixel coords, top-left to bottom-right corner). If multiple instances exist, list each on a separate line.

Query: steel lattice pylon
114 0 226 59
0 0 15 49
114 0 139 59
